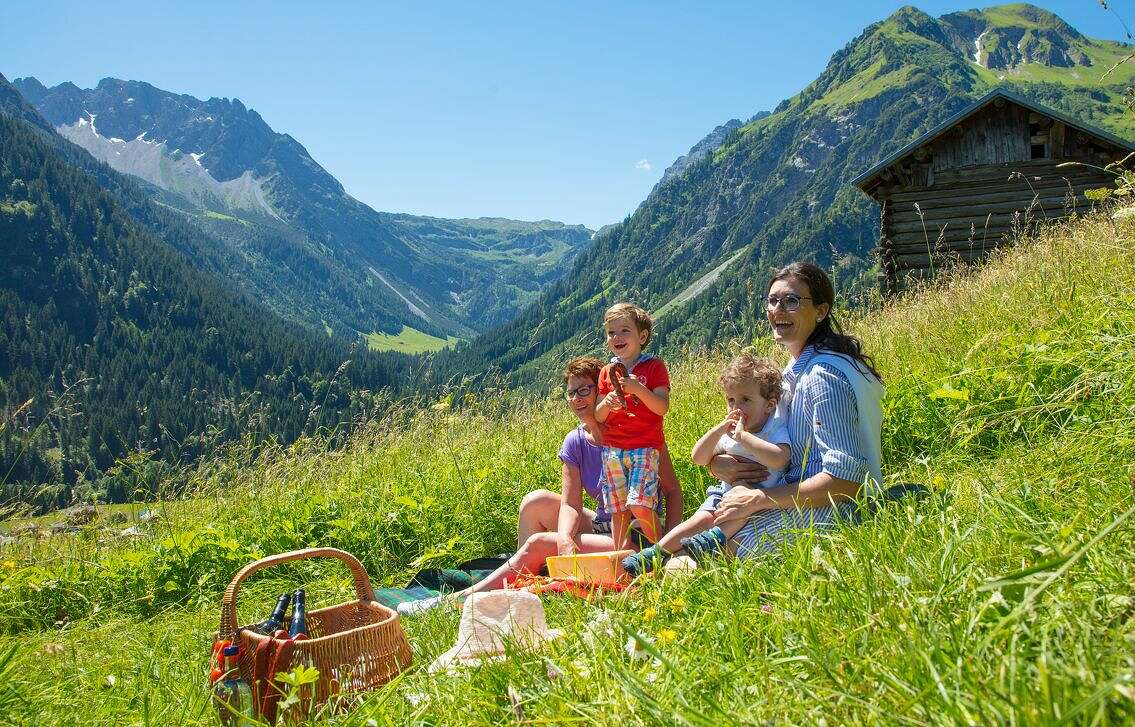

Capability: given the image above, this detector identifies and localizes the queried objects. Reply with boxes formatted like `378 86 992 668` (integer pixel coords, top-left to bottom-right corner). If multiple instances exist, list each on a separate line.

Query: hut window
1031 143 1047 159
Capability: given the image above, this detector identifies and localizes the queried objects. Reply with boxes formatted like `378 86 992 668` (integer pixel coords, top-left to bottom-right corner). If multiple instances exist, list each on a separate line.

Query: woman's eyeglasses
565 384 595 400
766 294 813 312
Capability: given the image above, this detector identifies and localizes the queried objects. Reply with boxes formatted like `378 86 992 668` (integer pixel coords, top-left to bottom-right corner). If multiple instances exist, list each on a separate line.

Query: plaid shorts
601 446 660 514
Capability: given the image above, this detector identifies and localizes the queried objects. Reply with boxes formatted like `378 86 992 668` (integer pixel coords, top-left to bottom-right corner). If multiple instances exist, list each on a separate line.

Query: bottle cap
222 645 239 656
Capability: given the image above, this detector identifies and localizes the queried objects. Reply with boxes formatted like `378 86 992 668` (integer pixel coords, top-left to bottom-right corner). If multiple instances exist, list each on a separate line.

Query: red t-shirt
597 355 670 450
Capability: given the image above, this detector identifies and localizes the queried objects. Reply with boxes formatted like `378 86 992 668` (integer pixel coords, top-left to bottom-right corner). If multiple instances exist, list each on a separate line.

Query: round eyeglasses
565 384 595 400
766 294 813 312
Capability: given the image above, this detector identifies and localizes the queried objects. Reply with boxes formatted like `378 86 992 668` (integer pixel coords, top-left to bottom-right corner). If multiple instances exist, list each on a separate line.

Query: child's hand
716 409 742 435
601 390 625 411
616 373 647 396
729 410 748 438
556 533 577 556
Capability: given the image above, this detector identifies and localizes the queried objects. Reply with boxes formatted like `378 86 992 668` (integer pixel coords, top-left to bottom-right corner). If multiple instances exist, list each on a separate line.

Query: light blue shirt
782 345 882 489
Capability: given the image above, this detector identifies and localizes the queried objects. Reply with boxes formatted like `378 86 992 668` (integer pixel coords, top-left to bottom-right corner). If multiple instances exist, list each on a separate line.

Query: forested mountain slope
430 3 1135 385
13 76 592 342
0 94 417 509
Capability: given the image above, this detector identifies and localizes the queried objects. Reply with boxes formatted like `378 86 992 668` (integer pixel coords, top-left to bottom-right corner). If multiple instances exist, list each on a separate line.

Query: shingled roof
852 87 1135 196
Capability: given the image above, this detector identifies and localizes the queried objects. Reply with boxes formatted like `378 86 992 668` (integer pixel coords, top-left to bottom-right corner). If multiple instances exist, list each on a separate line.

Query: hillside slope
0 208 1132 724
432 3 1135 384
12 76 593 340
0 99 418 509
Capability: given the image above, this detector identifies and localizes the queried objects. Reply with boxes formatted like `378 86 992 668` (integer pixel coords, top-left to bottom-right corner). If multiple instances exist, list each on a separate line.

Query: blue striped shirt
782 345 870 486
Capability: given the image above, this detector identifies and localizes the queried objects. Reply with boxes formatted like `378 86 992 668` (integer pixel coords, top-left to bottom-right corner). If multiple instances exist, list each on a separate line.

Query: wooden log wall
931 103 1032 171
878 159 1113 292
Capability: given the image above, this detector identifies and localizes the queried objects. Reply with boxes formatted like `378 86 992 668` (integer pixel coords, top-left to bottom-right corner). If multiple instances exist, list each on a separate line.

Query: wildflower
103 674 117 689
43 643 64 655
625 635 653 661
668 597 685 611
1 561 14 569
642 606 657 622
761 603 774 614
656 628 677 644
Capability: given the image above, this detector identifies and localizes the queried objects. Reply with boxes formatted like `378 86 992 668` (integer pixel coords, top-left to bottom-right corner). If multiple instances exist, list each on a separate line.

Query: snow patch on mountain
56 118 279 220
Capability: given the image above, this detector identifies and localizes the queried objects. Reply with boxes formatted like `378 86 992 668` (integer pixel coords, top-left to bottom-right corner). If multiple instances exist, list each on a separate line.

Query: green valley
363 326 460 354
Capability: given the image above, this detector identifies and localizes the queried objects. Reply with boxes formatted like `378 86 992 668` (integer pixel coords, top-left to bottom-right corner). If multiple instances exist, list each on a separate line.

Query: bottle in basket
288 589 308 639
215 644 254 725
248 592 291 636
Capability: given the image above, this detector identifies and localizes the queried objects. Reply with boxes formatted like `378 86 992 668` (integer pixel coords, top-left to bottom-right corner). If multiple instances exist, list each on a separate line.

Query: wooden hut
853 89 1134 293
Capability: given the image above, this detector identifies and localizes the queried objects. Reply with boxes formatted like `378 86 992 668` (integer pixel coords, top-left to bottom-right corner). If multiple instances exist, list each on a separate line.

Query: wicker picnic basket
216 547 412 722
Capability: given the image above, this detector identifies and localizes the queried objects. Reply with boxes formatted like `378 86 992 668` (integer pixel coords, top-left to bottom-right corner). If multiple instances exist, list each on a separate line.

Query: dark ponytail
768 262 883 383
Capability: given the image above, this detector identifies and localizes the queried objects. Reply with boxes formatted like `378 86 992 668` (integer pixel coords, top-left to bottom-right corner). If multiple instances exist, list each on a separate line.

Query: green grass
816 58 917 108
1 211 1134 724
202 209 250 225
362 326 460 354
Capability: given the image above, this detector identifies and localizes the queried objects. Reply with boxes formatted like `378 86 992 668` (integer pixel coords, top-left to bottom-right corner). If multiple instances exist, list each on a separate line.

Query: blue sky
3 1 1132 229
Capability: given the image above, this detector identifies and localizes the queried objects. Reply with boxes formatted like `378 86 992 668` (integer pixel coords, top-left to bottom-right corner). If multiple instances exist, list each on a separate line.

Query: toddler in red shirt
594 303 670 550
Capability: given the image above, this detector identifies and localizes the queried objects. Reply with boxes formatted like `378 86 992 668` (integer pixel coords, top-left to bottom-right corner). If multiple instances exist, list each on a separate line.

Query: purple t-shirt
558 425 664 525
558 425 608 524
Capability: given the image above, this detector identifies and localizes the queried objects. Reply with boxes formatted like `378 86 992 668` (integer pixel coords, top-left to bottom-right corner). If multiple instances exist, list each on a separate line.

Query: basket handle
219 547 377 640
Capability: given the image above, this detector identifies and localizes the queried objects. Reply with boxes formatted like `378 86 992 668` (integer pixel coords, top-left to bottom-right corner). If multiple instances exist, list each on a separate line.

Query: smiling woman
699 261 886 559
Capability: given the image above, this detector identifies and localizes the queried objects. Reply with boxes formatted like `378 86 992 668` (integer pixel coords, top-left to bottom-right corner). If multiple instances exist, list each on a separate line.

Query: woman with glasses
687 261 885 559
399 356 683 614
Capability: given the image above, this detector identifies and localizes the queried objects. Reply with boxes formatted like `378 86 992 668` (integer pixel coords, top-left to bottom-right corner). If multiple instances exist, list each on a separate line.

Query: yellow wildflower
643 606 657 622
656 628 677 644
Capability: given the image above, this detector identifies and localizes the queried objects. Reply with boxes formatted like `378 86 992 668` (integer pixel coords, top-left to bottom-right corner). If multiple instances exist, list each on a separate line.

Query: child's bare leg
627 505 660 544
655 510 716 553
611 510 634 550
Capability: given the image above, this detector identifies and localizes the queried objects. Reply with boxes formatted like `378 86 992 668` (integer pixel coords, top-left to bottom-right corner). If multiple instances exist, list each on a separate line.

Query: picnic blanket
373 557 506 609
507 572 630 599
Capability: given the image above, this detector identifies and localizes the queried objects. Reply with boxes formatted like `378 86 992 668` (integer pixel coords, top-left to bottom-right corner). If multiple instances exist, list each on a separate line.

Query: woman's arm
711 472 861 527
657 443 684 533
556 462 586 555
708 454 769 487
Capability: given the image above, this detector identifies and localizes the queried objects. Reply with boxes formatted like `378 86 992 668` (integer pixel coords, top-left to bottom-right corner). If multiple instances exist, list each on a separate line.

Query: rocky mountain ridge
12 76 593 341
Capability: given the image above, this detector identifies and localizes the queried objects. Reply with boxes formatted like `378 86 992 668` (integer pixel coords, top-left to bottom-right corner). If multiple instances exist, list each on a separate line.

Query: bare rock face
940 5 1092 71
62 505 99 526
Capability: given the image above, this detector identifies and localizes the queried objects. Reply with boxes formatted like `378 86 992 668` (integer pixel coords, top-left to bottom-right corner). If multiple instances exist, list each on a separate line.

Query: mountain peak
940 3 1089 69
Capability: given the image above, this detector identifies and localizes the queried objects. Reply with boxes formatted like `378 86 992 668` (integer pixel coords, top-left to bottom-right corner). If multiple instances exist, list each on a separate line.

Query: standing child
595 303 670 550
622 352 790 576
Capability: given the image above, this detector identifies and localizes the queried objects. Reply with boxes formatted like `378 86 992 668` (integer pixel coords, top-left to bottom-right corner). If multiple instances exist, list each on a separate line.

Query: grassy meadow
0 212 1134 725
363 326 460 354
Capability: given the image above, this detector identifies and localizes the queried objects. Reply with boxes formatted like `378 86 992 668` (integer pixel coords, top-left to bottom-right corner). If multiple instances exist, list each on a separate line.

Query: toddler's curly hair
603 303 654 347
717 352 782 402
